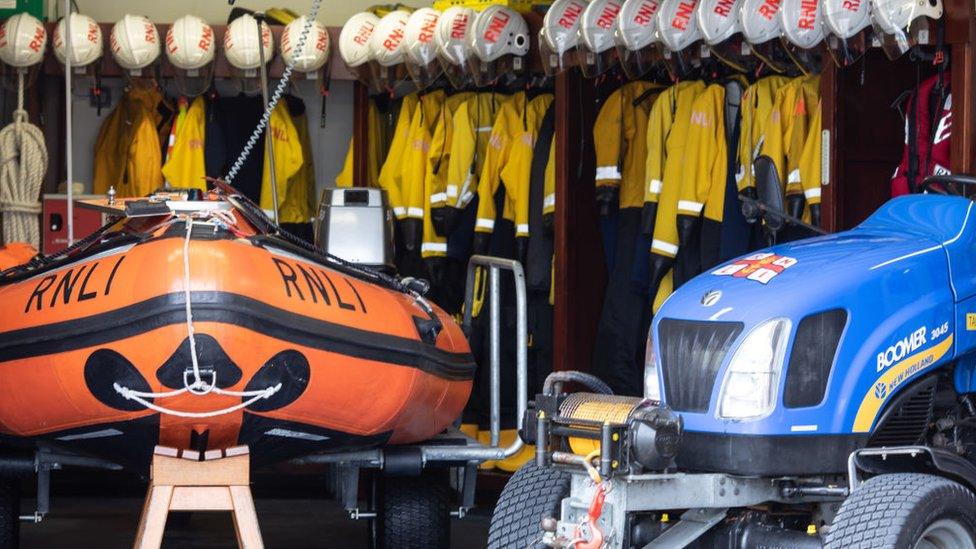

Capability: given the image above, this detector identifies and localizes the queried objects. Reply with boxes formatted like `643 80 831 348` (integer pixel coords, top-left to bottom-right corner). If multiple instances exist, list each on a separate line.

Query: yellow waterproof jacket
260 102 304 214
474 93 528 234
503 93 554 238
736 75 791 192
786 75 821 199
594 81 664 209
335 100 385 188
756 76 809 198
279 107 317 224
676 84 728 223
377 94 419 218
644 81 703 208
401 90 446 222
447 92 508 209
422 92 473 257
650 81 706 259
161 96 207 192
93 85 165 196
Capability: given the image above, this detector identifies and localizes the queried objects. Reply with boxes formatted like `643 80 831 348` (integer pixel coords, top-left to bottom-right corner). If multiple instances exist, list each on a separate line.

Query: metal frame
292 255 530 518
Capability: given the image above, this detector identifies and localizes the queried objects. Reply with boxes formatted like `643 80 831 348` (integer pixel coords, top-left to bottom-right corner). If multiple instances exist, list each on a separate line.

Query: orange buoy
0 191 474 469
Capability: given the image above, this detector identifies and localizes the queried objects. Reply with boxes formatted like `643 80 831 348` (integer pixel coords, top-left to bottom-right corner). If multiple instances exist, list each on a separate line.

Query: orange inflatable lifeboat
0 188 475 469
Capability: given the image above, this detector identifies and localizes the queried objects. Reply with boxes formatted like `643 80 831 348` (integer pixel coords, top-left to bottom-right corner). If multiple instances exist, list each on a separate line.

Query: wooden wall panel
553 70 605 373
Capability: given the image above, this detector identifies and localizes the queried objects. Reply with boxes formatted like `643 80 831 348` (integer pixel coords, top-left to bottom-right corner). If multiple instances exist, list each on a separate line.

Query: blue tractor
488 175 976 548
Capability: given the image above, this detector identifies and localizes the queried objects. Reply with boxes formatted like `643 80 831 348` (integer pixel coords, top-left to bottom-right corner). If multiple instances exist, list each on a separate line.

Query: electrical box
42 194 109 254
0 0 46 21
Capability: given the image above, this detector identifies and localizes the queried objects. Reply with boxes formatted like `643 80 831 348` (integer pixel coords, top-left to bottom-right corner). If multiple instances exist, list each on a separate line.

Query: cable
0 72 47 248
223 0 322 184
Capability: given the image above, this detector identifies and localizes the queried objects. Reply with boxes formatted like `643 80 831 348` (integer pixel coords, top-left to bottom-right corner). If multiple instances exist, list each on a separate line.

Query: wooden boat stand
134 445 263 548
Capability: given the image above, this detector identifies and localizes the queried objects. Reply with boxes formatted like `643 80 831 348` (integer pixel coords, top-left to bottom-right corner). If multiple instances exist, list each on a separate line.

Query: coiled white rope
113 214 281 418
224 0 323 184
0 72 46 248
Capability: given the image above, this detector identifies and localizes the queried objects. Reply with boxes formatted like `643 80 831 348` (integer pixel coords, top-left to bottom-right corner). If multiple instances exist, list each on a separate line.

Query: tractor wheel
0 482 18 548
487 460 571 549
825 473 976 549
373 475 451 549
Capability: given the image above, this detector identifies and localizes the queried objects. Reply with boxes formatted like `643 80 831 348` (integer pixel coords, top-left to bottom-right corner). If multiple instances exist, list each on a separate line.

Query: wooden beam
552 69 605 373
819 57 840 233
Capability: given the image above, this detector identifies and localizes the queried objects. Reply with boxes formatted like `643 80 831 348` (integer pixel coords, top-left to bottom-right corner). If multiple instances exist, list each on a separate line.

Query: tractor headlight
717 318 791 420
644 331 661 401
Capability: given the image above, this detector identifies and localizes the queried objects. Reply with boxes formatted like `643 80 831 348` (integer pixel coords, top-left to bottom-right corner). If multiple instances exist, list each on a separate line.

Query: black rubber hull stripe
0 291 476 381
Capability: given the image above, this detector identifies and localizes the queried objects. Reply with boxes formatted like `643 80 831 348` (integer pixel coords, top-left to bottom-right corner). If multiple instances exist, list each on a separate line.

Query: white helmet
281 16 330 73
402 8 442 89
739 0 792 71
697 0 742 44
435 6 475 88
369 10 410 67
615 0 664 79
657 0 702 77
339 12 379 68
657 0 702 51
165 15 215 70
468 5 530 86
0 13 47 68
576 0 623 77
823 0 872 66
223 13 274 70
697 0 755 71
53 13 103 67
367 10 410 91
870 0 942 59
110 14 160 71
778 0 824 49
540 0 589 75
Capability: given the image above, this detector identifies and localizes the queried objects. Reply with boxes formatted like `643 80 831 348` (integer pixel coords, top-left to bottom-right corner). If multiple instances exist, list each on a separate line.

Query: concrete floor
19 497 491 548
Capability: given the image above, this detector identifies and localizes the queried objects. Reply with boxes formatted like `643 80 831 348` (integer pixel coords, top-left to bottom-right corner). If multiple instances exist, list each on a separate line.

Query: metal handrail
421 255 528 463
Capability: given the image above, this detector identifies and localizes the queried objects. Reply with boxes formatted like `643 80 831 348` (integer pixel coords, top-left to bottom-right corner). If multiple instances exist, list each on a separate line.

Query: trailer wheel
487 461 571 549
826 473 976 549
374 475 451 549
0 482 18 548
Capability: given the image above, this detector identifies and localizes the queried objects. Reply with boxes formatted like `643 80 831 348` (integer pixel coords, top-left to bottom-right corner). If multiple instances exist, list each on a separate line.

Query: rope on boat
113 214 281 418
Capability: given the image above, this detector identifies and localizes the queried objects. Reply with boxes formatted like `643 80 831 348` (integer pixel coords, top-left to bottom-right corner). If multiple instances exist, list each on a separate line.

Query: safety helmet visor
576 0 623 77
614 0 664 79
339 12 380 88
435 7 476 89
869 0 942 60
367 10 411 93
403 9 443 90
540 0 589 75
697 0 756 72
822 0 872 66
657 0 703 79
466 6 530 87
738 0 792 72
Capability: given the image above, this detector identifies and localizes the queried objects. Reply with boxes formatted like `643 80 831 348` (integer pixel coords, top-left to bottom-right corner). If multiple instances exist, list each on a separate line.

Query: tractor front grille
658 319 743 413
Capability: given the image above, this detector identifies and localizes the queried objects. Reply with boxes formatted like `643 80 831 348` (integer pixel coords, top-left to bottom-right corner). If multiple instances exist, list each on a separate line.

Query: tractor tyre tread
825 472 976 548
377 475 451 549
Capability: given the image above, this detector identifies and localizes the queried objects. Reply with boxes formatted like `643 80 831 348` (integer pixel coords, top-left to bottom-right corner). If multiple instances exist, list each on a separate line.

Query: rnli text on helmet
354 22 375 46
484 11 511 43
384 26 405 50
672 1 698 30
877 326 928 372
560 3 585 28
166 25 213 55
450 13 469 38
599 3 622 29
635 1 660 24
797 0 818 29
714 0 737 17
417 12 438 43
760 0 781 20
